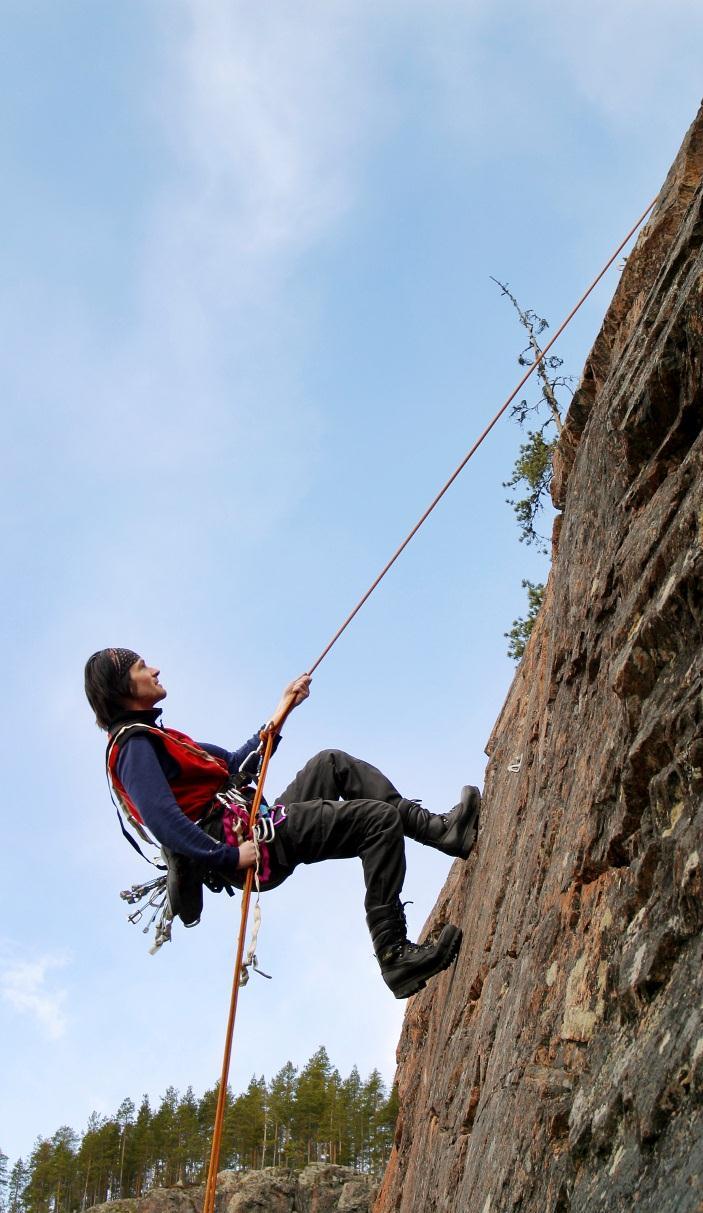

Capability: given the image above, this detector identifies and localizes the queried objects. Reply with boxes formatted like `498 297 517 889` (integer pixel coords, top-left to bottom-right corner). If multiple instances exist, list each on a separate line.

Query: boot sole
385 925 462 999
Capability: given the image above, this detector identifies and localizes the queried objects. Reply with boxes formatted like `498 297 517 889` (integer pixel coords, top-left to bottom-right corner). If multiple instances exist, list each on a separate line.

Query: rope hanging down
200 196 657 1213
201 721 282 1213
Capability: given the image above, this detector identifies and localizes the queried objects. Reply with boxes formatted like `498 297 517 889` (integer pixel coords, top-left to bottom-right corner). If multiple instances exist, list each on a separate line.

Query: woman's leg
274 749 402 808
273 797 406 912
274 749 479 860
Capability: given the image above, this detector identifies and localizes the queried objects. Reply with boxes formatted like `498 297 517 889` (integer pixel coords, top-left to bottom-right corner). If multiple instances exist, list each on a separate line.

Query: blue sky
2 0 702 1170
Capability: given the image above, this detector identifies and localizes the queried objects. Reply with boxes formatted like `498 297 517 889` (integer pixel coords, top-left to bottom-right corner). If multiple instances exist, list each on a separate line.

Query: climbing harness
195 199 659 1213
108 722 279 952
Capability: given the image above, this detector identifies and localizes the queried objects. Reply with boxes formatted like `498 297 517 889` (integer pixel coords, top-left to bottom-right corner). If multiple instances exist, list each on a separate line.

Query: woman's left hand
283 673 312 706
265 674 312 736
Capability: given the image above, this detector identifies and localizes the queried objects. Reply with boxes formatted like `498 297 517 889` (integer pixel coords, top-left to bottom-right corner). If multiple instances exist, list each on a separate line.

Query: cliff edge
375 104 703 1213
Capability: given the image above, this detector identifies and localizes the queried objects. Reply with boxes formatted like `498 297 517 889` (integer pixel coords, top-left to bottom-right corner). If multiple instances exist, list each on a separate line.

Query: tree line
1 1048 398 1213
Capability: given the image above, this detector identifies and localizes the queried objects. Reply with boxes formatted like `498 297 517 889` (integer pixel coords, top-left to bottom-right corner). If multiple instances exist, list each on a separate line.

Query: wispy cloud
124 0 378 427
4 0 700 609
1 3 389 532
0 950 70 1040
159 1 383 277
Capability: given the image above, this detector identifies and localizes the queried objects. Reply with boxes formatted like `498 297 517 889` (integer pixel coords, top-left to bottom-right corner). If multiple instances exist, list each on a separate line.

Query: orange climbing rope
201 196 657 1212
201 698 296 1213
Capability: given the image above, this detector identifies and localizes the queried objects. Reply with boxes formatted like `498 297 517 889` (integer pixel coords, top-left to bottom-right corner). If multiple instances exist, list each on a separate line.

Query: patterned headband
107 648 141 678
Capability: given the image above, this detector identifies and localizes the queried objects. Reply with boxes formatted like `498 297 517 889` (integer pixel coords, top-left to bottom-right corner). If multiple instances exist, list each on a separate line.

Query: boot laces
391 900 439 959
404 938 438 957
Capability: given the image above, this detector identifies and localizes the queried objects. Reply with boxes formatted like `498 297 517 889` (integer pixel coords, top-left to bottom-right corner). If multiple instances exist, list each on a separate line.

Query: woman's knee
313 748 347 762
367 801 404 840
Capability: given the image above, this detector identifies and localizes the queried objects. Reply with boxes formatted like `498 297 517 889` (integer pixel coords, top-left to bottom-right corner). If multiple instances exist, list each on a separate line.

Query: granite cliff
374 104 703 1212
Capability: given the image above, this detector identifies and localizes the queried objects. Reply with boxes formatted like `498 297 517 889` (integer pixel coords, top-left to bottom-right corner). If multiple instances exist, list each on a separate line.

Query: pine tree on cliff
339 1065 363 1169
48 1128 78 1213
77 1113 119 1208
292 1046 332 1166
491 278 570 659
173 1087 201 1183
6 1158 28 1213
359 1070 388 1172
76 1113 101 1209
0 1150 8 1213
151 1087 181 1187
371 1083 399 1171
23 1138 54 1213
115 1098 135 1198
323 1065 343 1165
267 1061 297 1166
129 1096 154 1197
211 1082 239 1174
228 1076 267 1169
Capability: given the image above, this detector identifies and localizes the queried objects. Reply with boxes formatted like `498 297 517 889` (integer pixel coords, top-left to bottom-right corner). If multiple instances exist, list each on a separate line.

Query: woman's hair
84 648 140 730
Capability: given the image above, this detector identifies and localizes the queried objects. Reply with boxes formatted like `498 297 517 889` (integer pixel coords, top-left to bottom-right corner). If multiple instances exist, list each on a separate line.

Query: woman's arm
117 735 243 875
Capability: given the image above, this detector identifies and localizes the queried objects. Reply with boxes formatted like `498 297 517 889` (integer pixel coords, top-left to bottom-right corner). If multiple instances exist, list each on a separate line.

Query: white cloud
0 950 70 1040
143 0 388 347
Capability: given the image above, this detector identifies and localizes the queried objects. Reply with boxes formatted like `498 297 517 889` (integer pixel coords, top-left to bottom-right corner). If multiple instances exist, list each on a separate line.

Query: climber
84 647 480 999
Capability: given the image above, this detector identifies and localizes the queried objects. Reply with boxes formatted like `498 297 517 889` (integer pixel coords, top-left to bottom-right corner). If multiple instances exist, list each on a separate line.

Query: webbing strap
114 805 162 866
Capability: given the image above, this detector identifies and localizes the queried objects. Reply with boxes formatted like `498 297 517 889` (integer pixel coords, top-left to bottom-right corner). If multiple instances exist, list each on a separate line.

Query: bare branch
491 277 563 434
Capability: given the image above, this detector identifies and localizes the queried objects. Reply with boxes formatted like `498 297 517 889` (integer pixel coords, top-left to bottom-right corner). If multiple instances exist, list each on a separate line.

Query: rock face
88 1166 376 1213
374 104 703 1213
215 1165 376 1212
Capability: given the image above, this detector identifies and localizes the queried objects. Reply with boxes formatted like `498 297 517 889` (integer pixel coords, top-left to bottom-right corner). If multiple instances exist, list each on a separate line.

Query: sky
2 0 702 1171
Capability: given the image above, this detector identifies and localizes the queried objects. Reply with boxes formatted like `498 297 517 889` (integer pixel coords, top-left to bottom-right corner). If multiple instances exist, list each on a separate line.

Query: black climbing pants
270 749 406 911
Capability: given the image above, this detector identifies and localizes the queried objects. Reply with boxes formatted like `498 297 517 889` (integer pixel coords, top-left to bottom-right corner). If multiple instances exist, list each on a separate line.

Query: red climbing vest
107 724 230 827
106 723 281 891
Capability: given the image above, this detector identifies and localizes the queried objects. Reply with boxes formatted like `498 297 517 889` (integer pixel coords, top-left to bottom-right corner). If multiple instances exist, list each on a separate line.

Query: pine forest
0 1048 398 1213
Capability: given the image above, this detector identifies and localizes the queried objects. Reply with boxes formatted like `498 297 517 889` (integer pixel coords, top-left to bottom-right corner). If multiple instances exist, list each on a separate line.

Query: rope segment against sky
306 196 657 677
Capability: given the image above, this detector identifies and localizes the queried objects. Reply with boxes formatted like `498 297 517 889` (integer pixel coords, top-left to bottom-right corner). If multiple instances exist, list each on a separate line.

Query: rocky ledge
374 102 703 1212
88 1165 376 1213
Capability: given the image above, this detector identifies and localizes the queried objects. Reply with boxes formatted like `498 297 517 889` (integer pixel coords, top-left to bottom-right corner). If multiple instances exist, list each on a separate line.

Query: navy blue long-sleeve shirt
115 713 262 878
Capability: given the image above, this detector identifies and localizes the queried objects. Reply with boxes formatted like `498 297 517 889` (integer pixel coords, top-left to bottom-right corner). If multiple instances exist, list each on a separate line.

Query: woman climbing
85 646 480 999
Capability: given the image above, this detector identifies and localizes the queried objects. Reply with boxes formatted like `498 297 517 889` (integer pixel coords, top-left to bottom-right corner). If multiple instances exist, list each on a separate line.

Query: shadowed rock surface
374 102 703 1213
87 1165 376 1213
